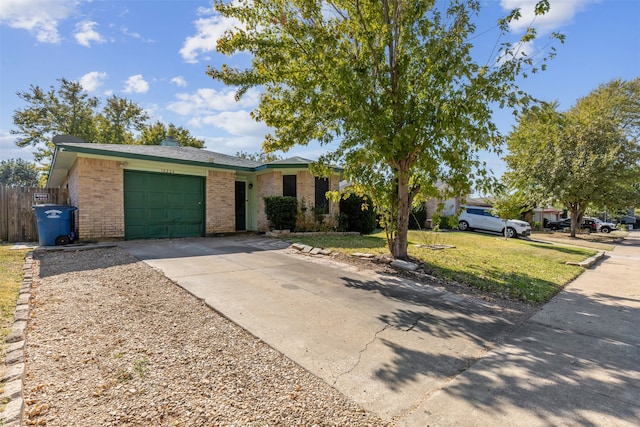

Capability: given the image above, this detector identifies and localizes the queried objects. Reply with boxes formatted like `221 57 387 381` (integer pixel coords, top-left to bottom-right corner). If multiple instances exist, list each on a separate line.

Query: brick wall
329 173 340 215
257 171 282 231
297 171 315 211
206 170 236 234
74 158 124 240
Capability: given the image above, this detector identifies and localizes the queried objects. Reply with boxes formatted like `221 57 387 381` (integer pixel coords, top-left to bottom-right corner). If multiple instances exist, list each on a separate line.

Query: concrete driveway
120 236 530 424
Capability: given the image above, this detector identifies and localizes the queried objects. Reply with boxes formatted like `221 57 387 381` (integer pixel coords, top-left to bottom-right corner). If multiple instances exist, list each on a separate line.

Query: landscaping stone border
1 252 33 427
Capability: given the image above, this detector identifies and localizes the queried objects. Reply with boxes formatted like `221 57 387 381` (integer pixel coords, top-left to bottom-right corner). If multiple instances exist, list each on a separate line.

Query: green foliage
11 78 204 174
12 78 99 164
431 214 457 230
138 121 204 148
209 0 561 258
490 187 531 239
235 151 282 163
505 79 640 237
133 357 150 378
338 193 377 234
94 95 149 145
264 196 298 230
0 159 39 187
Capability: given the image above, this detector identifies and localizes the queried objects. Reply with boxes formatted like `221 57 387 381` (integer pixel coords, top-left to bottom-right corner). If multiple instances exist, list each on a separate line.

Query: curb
1 251 33 427
566 251 606 268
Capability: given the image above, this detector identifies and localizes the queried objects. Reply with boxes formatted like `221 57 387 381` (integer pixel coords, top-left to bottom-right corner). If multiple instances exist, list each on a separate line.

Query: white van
458 206 531 238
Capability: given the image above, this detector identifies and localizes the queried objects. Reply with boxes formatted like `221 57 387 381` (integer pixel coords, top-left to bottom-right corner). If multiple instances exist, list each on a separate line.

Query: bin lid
32 204 77 210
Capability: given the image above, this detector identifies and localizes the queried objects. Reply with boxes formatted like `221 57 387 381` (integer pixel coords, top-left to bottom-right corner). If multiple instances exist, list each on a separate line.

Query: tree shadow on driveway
341 274 640 425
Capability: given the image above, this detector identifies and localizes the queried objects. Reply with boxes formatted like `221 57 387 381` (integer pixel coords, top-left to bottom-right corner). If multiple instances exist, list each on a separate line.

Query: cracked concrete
332 324 391 387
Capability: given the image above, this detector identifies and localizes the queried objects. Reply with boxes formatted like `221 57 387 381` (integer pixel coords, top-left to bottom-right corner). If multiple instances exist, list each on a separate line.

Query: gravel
22 247 390 426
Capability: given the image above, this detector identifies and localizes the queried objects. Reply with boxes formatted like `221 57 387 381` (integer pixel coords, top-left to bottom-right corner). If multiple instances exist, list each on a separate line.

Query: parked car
593 218 617 233
547 217 617 233
458 206 531 238
547 217 598 232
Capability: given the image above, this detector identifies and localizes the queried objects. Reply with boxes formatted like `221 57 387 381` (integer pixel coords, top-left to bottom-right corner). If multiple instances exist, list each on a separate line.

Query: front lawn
0 245 29 346
285 230 598 304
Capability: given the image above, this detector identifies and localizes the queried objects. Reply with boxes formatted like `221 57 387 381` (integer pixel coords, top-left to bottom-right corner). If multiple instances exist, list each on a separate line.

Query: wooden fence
0 186 70 243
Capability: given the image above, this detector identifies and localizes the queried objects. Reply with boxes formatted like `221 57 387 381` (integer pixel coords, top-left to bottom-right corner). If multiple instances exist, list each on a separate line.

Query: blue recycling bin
32 205 77 246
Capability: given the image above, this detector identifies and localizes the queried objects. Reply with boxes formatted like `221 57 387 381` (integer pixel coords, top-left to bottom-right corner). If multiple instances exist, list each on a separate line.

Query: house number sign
160 169 175 174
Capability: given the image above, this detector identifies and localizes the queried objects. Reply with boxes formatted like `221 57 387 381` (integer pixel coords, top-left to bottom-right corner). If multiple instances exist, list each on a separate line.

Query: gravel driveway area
22 247 389 426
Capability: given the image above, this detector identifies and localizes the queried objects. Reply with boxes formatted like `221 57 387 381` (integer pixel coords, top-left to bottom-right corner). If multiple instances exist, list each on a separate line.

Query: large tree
138 121 205 148
12 78 204 171
95 95 150 145
505 79 640 237
0 159 40 187
12 78 99 164
209 0 560 258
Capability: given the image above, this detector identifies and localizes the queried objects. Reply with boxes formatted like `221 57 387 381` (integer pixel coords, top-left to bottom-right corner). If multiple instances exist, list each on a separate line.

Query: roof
54 142 262 169
266 156 314 166
46 137 340 187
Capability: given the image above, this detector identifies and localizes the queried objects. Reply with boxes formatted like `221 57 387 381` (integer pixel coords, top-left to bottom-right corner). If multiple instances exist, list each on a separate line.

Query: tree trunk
568 206 584 238
570 214 578 238
392 167 410 259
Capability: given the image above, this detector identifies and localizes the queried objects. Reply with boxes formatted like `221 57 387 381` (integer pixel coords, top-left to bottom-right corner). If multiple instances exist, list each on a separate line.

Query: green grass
285 230 598 304
0 244 30 344
1 243 30 410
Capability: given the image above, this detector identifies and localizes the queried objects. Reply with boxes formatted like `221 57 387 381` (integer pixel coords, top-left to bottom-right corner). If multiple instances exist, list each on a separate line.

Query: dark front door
235 181 246 231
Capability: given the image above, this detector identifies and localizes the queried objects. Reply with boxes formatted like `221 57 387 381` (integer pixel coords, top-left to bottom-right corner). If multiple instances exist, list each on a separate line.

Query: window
466 208 485 216
315 177 329 214
283 175 297 198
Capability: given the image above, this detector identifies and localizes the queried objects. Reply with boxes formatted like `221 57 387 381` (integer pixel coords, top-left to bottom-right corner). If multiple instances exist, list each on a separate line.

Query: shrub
339 193 377 234
432 214 456 230
409 204 427 230
264 196 298 230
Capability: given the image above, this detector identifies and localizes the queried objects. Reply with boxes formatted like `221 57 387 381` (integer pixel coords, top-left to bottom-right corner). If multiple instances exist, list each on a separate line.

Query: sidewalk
404 231 640 426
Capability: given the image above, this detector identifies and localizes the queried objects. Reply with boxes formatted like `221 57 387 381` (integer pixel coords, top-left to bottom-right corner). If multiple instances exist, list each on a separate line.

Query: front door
235 181 246 231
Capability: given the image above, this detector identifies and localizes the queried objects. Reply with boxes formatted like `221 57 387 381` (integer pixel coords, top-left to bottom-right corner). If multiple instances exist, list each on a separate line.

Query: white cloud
166 85 270 146
501 0 600 34
167 87 260 116
123 74 149 94
0 130 38 163
120 26 153 43
203 135 264 154
180 7 240 63
74 20 106 47
0 0 80 43
189 110 269 138
171 76 187 88
79 71 108 92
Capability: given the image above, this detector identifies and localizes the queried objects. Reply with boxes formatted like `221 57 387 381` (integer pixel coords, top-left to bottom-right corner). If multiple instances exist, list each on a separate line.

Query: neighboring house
424 195 491 223
46 136 341 241
619 208 637 229
531 206 563 227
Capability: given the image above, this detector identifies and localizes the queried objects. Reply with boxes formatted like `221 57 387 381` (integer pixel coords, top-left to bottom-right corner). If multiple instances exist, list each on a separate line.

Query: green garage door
124 170 204 240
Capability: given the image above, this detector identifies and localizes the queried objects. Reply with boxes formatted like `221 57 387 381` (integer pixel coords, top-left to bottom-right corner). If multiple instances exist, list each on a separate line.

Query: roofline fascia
46 145 63 188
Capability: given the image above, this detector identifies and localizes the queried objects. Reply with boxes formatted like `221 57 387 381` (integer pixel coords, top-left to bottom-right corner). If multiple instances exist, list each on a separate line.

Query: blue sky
1 0 638 178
